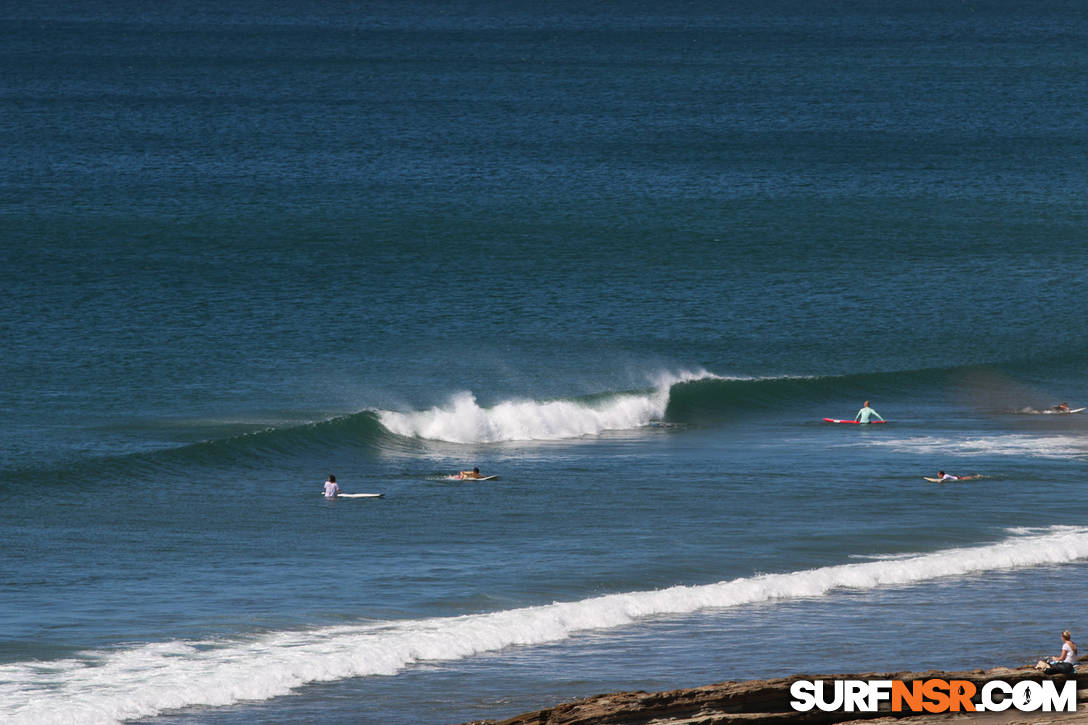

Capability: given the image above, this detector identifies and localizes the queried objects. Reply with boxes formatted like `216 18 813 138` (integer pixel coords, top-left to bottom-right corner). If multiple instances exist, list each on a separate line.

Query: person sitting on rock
1037 630 1077 675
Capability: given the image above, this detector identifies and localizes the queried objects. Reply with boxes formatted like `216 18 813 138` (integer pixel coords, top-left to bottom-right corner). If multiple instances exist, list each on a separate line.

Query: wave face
370 363 973 443
0 411 404 486
8 360 1078 482
5 526 1087 724
0 368 874 478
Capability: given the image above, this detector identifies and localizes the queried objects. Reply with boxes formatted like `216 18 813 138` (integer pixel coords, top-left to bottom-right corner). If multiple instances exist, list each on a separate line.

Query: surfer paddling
458 467 485 480
933 471 983 482
1053 402 1071 413
854 400 885 424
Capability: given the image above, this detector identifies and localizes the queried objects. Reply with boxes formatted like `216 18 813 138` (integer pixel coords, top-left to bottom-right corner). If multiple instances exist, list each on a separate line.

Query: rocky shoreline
461 665 1088 725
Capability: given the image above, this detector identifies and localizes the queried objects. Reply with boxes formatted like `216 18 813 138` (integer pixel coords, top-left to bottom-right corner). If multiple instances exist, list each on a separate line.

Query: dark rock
460 665 1088 725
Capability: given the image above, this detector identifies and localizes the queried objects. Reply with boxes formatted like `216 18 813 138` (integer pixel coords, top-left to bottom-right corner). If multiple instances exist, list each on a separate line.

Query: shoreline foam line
5 526 1088 724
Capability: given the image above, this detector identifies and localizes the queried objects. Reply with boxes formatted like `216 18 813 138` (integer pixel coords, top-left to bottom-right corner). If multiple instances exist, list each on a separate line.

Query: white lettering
789 677 1076 714
1013 681 1042 711
789 681 816 711
980 681 1011 711
844 681 868 711
1037 680 1077 713
816 680 844 710
867 680 892 711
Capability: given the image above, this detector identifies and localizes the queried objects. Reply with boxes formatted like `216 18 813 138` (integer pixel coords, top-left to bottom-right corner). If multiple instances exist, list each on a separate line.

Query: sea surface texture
3 1 1088 723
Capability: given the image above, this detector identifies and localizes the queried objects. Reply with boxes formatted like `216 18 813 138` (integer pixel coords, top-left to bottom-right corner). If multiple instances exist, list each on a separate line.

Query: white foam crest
6 526 1088 725
863 434 1088 460
376 370 718 443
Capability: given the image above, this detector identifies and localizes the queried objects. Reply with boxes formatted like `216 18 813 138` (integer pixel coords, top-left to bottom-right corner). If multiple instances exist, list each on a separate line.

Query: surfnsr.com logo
789 678 1077 713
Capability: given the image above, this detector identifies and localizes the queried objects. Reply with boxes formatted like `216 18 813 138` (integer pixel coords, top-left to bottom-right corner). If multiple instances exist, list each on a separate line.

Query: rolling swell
169 411 408 465
657 367 948 424
0 412 399 490
3 361 1063 487
661 357 1079 424
367 362 1051 443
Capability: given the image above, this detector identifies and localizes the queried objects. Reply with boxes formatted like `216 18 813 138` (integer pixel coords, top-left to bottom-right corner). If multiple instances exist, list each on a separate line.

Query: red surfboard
822 418 886 424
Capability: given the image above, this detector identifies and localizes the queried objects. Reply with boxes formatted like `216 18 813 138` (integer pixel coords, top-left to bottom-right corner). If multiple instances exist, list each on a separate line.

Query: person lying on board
937 471 982 482
1053 402 1071 412
458 467 485 479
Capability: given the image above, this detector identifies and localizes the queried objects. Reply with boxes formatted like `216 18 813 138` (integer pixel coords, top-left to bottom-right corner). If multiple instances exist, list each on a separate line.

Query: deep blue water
3 2 1088 723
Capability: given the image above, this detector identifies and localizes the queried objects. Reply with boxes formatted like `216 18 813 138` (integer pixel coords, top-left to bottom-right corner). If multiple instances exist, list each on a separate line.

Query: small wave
6 526 1088 724
0 412 403 490
847 551 926 561
864 434 1088 460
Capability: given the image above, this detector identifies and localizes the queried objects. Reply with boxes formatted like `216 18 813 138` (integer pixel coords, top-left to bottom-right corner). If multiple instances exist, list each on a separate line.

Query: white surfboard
323 492 384 498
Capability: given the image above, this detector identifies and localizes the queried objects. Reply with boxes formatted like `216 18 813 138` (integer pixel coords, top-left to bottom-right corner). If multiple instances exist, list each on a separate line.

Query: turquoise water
4 2 1088 723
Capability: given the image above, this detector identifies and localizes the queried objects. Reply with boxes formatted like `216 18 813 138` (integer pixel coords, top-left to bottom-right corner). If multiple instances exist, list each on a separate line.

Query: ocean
3 1 1088 723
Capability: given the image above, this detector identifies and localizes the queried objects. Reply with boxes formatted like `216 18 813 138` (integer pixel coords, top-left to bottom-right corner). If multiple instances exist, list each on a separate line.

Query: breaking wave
377 369 717 443
5 526 1088 724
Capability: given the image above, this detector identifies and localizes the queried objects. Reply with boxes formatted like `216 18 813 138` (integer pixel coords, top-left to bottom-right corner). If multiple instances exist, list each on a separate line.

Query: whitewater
375 371 719 443
7 527 1087 725
7 3 1088 724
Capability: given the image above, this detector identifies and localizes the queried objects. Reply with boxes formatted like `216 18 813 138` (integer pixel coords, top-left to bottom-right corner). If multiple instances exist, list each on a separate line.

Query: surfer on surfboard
320 474 383 498
1054 402 1071 413
458 467 485 480
854 400 885 424
927 471 983 482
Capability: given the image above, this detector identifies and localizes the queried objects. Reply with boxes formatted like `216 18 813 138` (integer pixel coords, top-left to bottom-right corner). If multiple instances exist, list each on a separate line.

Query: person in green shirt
854 400 884 424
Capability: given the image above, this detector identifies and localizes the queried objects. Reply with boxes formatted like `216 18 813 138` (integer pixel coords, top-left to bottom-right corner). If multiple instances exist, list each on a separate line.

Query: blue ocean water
3 2 1088 723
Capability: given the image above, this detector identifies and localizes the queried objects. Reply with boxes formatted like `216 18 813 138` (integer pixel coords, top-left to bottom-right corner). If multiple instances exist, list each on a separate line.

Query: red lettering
948 680 976 711
922 679 951 713
891 681 923 712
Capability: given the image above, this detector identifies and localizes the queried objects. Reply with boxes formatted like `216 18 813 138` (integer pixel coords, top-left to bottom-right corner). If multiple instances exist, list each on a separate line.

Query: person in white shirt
1056 631 1077 664
1040 630 1077 674
323 474 341 499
